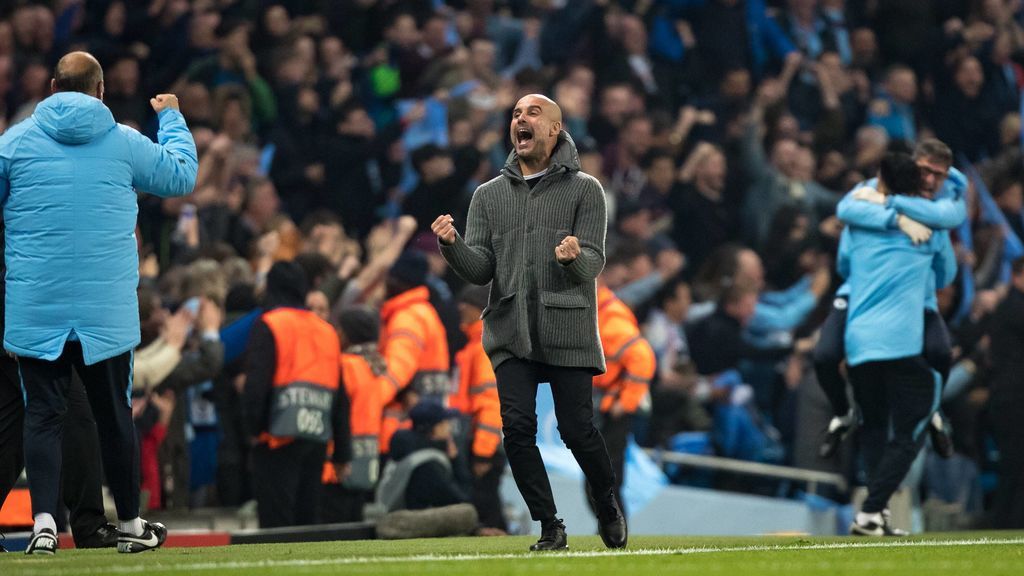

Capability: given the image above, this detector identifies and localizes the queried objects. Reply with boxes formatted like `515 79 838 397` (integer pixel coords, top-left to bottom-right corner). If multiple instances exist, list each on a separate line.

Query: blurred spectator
377 401 468 512
987 257 1024 528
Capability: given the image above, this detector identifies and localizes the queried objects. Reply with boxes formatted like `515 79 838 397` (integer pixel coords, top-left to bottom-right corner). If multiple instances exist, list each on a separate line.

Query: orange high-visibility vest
376 286 450 454
593 286 655 414
451 320 503 459
258 308 341 449
323 352 382 485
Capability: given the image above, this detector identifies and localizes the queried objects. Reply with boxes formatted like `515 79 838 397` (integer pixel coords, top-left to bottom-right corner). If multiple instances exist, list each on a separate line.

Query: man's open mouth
516 127 533 144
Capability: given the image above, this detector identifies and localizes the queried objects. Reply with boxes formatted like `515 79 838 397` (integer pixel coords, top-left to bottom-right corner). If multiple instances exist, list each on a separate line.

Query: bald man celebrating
0 51 197 554
432 94 625 550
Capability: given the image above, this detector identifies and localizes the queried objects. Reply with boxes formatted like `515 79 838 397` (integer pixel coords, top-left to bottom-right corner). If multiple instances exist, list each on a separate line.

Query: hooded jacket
440 131 608 373
0 92 198 364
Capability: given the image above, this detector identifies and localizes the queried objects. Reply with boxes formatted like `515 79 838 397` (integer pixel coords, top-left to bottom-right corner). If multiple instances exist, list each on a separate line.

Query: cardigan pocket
538 290 591 350
481 291 517 358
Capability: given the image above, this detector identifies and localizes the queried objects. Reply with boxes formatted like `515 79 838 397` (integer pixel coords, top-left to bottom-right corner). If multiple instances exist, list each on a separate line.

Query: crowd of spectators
2 0 1023 530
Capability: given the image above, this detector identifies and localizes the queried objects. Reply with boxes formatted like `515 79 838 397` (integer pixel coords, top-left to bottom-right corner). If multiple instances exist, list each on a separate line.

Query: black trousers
19 343 139 522
321 484 372 524
251 439 326 528
472 451 508 530
0 354 24 515
494 358 615 522
849 356 939 513
813 299 951 418
990 382 1024 528
1 355 109 540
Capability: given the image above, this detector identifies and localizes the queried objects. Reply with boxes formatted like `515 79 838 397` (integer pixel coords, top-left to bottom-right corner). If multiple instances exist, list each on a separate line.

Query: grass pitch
2 532 1022 576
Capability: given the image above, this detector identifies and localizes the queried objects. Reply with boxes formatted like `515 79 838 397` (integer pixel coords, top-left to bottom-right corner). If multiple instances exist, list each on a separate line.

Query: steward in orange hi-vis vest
321 306 385 523
243 262 350 528
594 285 655 416
322 347 383 488
451 320 503 460
259 308 342 446
376 254 450 454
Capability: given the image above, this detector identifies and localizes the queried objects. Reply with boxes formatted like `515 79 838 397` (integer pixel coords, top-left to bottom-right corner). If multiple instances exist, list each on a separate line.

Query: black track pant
848 356 939 513
19 344 139 522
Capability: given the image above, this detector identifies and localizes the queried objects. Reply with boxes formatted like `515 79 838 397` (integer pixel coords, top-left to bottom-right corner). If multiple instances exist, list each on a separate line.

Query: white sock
33 513 57 535
120 517 144 537
857 511 882 526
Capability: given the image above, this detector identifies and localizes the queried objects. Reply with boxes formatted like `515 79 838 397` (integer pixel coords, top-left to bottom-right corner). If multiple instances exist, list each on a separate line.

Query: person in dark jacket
383 402 469 512
988 257 1024 528
686 281 793 376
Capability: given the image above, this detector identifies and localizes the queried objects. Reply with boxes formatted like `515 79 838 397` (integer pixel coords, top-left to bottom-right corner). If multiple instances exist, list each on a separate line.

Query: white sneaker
25 528 58 555
117 521 167 553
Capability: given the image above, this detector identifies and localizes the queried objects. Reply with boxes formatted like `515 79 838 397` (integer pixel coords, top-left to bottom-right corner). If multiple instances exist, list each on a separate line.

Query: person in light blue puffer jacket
0 52 197 555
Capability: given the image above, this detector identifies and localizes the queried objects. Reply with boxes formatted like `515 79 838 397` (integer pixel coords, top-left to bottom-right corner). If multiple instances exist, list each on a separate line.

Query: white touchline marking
5 537 1024 575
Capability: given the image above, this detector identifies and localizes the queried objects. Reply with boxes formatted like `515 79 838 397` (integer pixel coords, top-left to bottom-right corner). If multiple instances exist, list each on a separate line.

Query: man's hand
897 214 933 244
162 307 195 350
852 187 886 204
334 462 352 483
431 214 457 245
197 298 223 334
150 94 180 113
555 235 581 263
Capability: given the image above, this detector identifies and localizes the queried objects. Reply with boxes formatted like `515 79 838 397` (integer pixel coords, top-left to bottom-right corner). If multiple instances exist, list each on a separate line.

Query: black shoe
819 414 854 459
928 412 954 459
76 523 120 549
117 520 167 554
529 518 567 552
25 528 58 555
597 493 628 549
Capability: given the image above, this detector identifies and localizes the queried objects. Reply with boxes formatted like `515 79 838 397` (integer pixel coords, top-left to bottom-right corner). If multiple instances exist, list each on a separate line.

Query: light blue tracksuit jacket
0 92 198 364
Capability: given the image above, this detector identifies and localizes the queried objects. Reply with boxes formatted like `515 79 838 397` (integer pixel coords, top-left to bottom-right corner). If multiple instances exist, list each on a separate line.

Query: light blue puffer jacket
0 92 198 364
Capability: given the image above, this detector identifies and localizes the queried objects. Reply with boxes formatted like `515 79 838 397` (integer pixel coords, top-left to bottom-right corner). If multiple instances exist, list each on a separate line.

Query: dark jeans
494 358 615 522
849 356 938 513
19 344 139 522
813 299 951 418
251 439 326 528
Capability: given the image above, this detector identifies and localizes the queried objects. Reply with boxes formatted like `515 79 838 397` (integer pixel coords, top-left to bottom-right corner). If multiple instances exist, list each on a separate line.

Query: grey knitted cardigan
440 131 607 374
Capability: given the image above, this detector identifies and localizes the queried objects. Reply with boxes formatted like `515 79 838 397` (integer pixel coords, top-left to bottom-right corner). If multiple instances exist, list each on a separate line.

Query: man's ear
50 78 57 94
551 120 562 136
96 80 105 101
